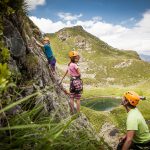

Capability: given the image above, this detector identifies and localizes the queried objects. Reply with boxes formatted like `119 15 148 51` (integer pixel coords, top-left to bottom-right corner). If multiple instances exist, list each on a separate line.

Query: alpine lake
81 97 121 111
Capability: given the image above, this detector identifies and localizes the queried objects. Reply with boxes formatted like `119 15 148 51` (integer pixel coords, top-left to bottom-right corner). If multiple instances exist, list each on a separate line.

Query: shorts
70 77 83 94
70 93 81 99
48 57 56 68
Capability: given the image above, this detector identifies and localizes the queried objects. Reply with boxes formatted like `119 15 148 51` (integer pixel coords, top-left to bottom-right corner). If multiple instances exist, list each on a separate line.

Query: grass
81 79 150 134
81 99 150 134
0 92 102 150
82 79 150 98
81 106 113 132
82 86 125 98
0 92 39 114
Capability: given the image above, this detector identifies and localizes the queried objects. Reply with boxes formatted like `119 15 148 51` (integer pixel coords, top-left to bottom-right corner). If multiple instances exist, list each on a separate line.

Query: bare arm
36 40 44 47
122 131 135 150
32 37 44 48
77 68 81 76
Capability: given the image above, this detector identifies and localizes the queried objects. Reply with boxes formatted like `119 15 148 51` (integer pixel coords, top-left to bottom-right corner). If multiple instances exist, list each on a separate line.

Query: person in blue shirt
34 37 56 72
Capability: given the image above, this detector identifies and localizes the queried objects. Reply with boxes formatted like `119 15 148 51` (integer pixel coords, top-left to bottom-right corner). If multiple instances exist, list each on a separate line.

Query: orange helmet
43 37 50 42
123 91 140 106
68 51 79 58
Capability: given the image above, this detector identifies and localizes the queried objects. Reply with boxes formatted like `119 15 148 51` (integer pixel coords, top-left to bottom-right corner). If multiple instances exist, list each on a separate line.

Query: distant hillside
139 54 150 62
46 26 150 86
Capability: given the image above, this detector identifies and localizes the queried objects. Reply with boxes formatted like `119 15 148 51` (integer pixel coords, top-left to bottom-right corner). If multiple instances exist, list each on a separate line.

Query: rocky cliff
3 12 70 119
0 3 107 149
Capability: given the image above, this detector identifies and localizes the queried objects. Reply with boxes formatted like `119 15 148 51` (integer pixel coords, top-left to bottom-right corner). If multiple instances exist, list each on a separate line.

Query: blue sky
26 0 150 55
29 0 150 26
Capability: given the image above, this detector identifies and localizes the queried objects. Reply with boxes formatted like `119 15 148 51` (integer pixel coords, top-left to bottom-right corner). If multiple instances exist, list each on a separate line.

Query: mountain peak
72 25 84 30
57 25 84 33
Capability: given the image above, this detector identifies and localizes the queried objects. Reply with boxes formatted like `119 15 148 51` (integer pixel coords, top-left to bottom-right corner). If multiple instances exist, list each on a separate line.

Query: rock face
2 13 102 148
3 18 26 57
3 14 70 118
99 123 120 150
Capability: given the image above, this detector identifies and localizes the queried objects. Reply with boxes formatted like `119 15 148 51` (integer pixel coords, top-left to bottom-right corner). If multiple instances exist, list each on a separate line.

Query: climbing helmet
123 91 140 106
68 51 79 58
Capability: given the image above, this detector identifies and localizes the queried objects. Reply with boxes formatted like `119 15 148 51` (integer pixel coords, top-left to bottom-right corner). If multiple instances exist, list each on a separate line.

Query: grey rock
58 31 71 41
22 85 34 96
3 18 26 57
6 105 22 115
99 122 120 150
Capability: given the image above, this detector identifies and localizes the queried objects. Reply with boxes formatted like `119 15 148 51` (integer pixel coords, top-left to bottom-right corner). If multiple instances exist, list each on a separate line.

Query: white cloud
30 16 67 33
136 10 150 31
25 0 45 10
92 16 102 22
30 10 150 55
58 12 82 21
120 17 136 25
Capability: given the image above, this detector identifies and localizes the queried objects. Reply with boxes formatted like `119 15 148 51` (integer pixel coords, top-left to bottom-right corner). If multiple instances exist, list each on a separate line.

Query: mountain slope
46 26 150 86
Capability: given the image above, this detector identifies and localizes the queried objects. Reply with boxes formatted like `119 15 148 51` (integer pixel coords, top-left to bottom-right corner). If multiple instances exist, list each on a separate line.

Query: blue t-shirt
43 44 54 60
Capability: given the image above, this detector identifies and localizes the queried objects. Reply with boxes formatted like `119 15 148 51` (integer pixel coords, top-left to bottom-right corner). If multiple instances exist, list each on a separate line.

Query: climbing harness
70 76 83 94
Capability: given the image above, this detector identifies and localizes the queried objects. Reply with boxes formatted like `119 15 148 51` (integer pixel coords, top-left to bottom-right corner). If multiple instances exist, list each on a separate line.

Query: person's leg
48 59 53 73
75 94 81 113
70 93 74 114
51 64 55 72
50 58 56 72
76 99 80 112
47 58 55 77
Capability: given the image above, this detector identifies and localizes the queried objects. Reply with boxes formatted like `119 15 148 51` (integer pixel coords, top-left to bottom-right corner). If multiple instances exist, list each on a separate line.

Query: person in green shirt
117 91 150 150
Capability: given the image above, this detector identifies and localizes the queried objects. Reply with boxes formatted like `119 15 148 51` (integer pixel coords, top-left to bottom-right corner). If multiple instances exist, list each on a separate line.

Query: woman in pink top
60 51 83 114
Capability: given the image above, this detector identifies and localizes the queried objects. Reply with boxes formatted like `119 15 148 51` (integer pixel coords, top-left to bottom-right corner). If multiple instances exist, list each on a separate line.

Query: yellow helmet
124 91 140 106
68 51 79 58
43 37 50 42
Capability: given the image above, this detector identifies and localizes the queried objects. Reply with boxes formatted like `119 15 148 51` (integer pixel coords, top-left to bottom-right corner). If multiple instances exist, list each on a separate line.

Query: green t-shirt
127 108 150 143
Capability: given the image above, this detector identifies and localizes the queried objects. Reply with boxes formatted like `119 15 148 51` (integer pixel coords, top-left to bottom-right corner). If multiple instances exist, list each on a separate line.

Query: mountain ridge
46 25 150 86
51 25 140 59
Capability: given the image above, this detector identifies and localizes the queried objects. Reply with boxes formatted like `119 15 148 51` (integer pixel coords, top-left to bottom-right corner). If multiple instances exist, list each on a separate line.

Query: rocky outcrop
58 30 71 41
1 13 103 149
3 17 26 58
74 35 91 50
3 14 70 118
99 122 120 150
114 60 132 68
